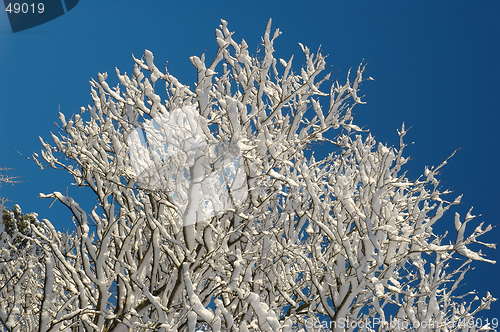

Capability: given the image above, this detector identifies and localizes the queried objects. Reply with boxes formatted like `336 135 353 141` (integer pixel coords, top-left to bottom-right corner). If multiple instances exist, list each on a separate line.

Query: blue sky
0 0 499 317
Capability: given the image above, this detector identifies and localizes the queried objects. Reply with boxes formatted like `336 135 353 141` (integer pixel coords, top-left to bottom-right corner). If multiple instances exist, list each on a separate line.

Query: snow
1 18 494 332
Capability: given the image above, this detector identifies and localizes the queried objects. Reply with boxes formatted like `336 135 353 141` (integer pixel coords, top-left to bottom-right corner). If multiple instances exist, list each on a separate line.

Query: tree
2 19 494 331
0 168 16 215
0 205 47 331
0 169 15 186
0 170 47 331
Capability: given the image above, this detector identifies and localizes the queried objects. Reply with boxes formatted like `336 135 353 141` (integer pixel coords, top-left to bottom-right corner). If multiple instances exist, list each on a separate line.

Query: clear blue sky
0 0 498 317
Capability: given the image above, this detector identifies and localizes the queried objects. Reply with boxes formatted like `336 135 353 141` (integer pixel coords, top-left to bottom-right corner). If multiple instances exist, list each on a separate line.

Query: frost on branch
16 19 496 331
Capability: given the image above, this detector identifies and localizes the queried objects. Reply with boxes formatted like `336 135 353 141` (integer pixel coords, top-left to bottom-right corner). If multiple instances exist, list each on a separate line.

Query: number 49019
4 2 45 14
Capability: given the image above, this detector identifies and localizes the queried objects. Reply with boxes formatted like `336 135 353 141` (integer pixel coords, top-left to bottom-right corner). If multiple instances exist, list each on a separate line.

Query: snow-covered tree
4 19 494 331
0 171 47 331
0 168 15 215
0 169 15 186
0 205 47 331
